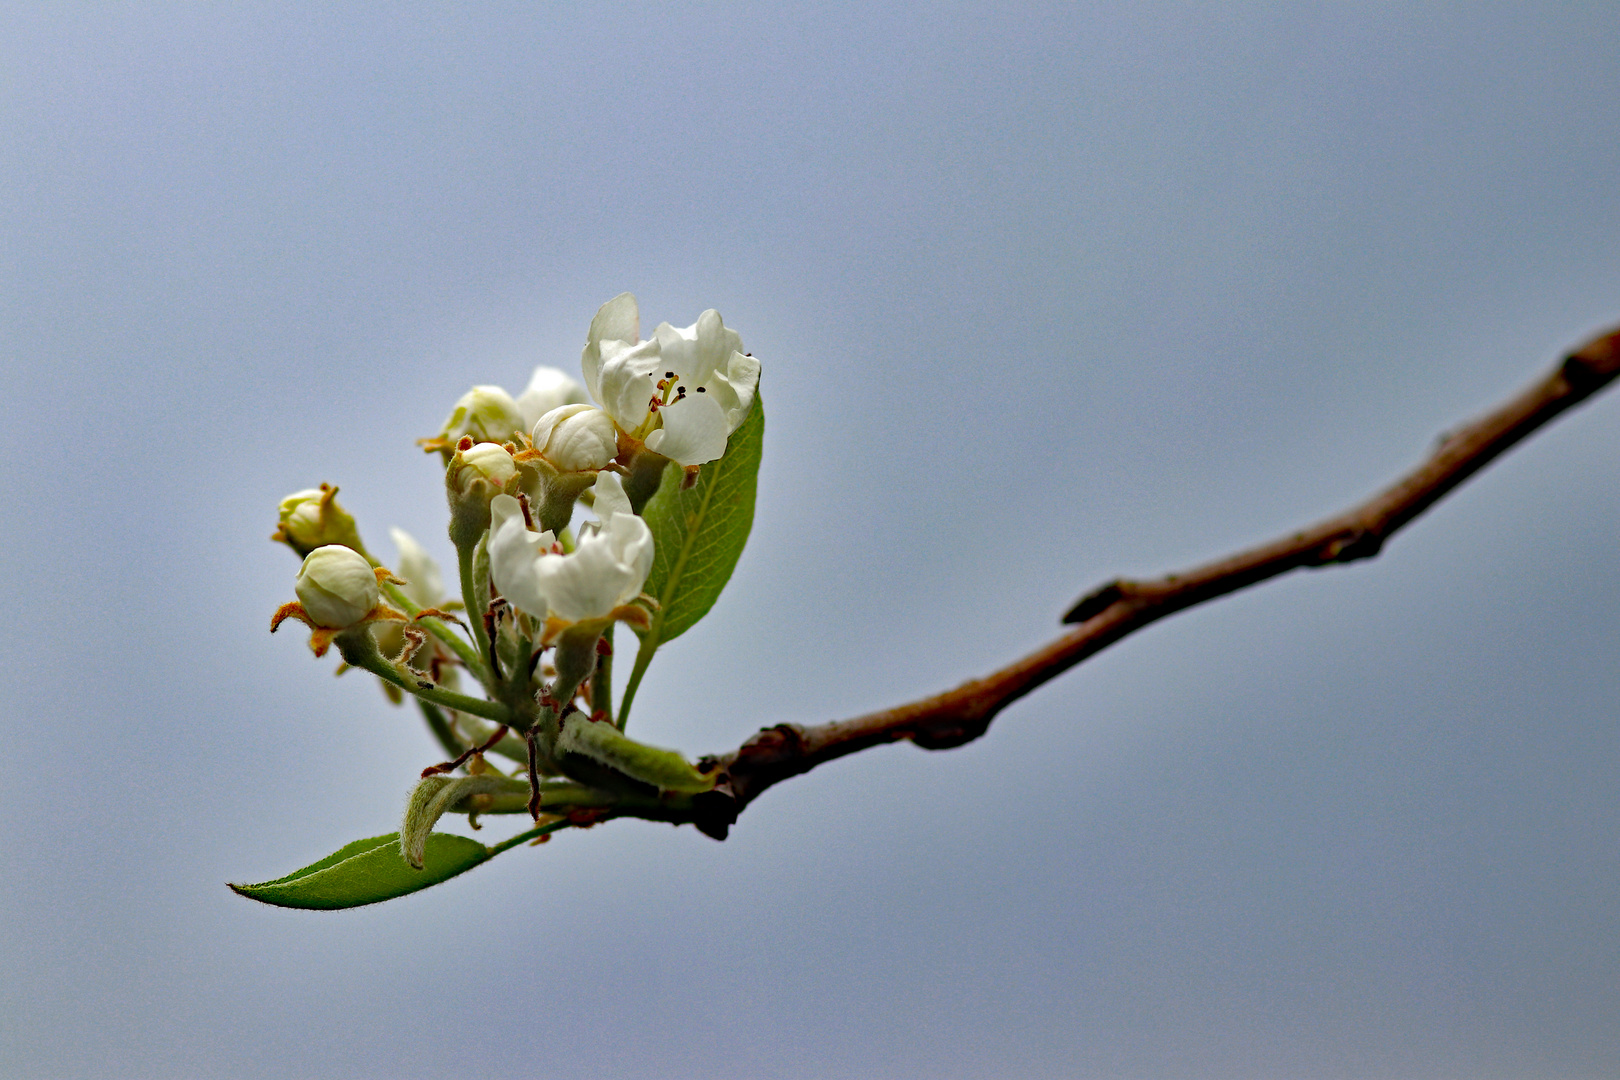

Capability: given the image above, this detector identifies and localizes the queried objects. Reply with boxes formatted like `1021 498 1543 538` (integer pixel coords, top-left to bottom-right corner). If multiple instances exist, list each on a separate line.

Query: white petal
596 337 662 433
534 511 654 621
487 495 558 620
703 350 760 433
388 527 444 608
581 293 640 406
590 470 634 521
653 309 744 387
516 366 586 430
645 393 730 466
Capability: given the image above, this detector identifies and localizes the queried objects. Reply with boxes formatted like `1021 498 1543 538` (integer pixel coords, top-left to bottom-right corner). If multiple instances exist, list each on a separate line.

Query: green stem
616 632 657 731
489 816 577 856
347 647 510 723
457 541 493 672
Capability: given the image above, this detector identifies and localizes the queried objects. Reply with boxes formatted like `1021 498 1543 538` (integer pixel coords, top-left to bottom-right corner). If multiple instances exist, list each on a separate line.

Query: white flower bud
438 385 525 445
450 441 516 493
294 545 379 628
516 365 587 431
274 484 364 556
532 403 618 472
446 442 519 548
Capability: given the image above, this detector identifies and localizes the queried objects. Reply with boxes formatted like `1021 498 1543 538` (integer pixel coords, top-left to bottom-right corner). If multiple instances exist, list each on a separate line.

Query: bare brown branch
684 325 1620 840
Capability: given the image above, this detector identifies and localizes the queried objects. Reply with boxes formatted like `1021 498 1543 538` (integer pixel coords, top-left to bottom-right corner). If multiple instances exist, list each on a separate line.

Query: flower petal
590 470 634 521
596 337 663 433
645 392 730 466
581 293 640 406
487 494 558 620
653 309 744 389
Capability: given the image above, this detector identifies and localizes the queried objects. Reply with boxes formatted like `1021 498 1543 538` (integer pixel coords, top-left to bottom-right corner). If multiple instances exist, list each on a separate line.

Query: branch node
1062 580 1126 625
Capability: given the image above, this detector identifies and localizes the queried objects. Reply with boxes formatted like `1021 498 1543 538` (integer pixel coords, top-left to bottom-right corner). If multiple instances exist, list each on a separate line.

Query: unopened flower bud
532 403 618 473
295 545 379 628
274 484 364 557
437 386 526 447
517 365 587 431
447 441 519 547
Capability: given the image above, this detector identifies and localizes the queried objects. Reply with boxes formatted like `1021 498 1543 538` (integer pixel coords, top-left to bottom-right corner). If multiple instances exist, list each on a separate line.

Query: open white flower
579 293 760 467
487 471 654 626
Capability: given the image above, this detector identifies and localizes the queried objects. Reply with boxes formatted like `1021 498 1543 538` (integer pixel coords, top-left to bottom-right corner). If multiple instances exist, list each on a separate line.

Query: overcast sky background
3 4 1618 1078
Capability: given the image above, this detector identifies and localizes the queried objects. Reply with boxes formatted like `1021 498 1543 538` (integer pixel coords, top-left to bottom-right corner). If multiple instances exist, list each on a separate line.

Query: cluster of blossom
268 294 759 829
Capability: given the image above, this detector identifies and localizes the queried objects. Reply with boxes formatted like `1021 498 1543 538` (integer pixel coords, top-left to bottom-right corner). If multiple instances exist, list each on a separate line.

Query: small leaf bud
532 403 618 473
273 484 365 557
437 386 526 447
295 545 379 628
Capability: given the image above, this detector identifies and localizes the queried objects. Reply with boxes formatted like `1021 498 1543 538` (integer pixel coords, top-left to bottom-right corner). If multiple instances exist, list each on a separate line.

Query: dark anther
677 385 685 394
517 491 535 530
595 637 613 656
695 386 706 393
665 370 675 379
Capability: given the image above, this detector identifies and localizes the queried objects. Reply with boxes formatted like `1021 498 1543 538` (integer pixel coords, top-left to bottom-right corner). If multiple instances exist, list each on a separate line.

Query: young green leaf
619 397 764 726
229 832 491 910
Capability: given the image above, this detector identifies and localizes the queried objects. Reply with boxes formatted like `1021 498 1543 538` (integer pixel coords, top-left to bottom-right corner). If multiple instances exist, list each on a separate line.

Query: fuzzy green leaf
638 396 764 645
230 832 490 910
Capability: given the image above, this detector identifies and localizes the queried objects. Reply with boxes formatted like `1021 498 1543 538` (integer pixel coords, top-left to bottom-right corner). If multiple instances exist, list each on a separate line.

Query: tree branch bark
684 325 1620 840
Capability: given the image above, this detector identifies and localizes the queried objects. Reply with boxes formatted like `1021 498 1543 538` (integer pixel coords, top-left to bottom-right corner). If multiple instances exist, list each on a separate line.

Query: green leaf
229 832 491 910
639 396 764 644
619 397 763 727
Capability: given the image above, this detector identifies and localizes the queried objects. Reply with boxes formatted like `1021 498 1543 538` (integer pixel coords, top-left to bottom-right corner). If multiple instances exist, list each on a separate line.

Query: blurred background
3 4 1618 1077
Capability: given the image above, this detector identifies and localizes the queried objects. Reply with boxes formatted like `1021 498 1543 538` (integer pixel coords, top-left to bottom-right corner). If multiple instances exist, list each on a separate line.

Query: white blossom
487 472 653 624
578 293 760 467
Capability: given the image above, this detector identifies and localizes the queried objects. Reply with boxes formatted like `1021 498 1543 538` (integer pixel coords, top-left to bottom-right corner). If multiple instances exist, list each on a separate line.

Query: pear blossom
487 471 653 625
516 365 587 431
295 545 379 628
531 402 618 472
579 293 760 467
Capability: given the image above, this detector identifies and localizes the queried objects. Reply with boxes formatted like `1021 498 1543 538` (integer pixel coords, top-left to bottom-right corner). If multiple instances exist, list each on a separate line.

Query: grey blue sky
3 4 1618 1077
